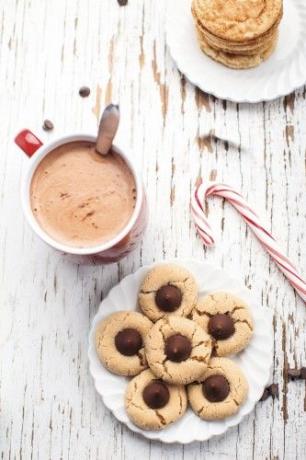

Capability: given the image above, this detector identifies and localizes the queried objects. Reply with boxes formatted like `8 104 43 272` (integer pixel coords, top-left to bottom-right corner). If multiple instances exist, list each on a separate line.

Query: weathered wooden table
0 1 305 459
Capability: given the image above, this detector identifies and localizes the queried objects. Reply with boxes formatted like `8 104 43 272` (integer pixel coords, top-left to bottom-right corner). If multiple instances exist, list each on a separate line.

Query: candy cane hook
191 181 306 303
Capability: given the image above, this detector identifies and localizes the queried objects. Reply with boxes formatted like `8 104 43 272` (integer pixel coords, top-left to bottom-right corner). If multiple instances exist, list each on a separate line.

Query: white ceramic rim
21 133 143 255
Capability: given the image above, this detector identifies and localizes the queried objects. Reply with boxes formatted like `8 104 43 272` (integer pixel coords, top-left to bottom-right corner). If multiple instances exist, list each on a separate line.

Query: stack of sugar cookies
95 264 254 431
191 0 283 69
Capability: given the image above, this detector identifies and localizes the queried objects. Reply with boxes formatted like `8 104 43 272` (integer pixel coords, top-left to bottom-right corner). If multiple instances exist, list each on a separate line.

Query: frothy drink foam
30 141 136 248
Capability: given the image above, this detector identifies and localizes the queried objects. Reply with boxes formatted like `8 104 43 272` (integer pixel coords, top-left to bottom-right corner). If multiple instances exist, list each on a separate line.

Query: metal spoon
96 104 120 155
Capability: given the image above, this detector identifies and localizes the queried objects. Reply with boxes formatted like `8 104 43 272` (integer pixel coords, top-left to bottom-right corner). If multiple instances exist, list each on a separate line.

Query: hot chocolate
30 141 136 248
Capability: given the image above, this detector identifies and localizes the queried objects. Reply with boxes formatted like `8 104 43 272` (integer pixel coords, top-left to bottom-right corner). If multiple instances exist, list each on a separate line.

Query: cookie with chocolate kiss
188 357 248 420
208 313 235 340
142 380 170 409
155 285 183 312
138 264 198 322
145 315 212 385
125 369 187 430
95 311 153 377
115 328 143 356
192 292 253 356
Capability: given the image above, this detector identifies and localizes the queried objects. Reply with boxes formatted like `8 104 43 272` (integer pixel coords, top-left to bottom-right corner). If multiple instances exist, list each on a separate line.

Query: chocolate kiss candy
143 380 170 409
155 285 182 312
208 313 235 340
115 328 142 356
165 334 192 362
202 375 230 402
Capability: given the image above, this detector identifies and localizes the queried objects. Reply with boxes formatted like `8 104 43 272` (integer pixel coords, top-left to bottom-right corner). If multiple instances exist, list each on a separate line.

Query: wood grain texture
0 1 305 459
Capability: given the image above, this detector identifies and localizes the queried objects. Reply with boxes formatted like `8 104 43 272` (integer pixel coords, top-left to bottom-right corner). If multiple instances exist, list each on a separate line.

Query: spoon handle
96 104 120 155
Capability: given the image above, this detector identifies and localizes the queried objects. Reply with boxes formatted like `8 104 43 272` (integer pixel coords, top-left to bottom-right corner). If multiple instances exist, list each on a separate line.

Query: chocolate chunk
287 368 301 379
79 86 91 97
114 328 142 356
287 367 306 380
155 285 182 312
208 313 235 340
42 119 54 131
300 367 306 380
269 383 279 399
260 384 279 402
143 380 170 409
165 334 192 362
260 388 270 402
117 0 128 5
202 375 230 402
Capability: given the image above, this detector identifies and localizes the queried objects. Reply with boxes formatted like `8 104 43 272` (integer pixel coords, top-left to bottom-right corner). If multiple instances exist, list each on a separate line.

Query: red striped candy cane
191 180 306 303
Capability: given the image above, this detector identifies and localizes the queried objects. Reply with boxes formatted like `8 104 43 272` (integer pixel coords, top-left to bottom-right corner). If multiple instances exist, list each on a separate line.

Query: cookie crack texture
193 307 212 318
137 349 146 367
234 318 253 331
157 323 168 342
163 361 174 380
178 392 183 414
213 340 219 353
139 289 156 295
155 410 167 426
206 365 225 373
231 305 247 314
191 326 197 341
140 278 189 295
191 355 209 363
129 400 145 412
174 277 190 287
112 312 130 324
199 405 206 415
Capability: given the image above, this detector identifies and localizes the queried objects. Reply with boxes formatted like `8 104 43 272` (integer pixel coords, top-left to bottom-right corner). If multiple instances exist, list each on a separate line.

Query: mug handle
14 129 43 157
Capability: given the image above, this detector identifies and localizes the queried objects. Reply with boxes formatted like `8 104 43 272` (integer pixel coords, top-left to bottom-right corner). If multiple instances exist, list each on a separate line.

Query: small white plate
88 260 273 444
166 0 306 103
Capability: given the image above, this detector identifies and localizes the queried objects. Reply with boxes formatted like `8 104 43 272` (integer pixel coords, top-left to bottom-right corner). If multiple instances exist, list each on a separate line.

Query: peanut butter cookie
192 292 254 356
125 369 187 430
188 357 248 420
95 311 153 376
145 315 212 385
138 264 198 322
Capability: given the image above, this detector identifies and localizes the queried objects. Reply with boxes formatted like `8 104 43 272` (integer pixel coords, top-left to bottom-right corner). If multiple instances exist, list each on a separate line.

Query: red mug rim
21 133 143 255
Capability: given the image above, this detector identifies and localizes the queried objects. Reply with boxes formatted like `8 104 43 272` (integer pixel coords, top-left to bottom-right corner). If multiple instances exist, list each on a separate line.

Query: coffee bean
43 119 54 131
287 368 301 379
117 0 128 5
79 86 90 97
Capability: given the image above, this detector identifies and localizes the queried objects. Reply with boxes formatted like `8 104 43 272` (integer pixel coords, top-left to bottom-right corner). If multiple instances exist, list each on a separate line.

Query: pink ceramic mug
15 129 148 263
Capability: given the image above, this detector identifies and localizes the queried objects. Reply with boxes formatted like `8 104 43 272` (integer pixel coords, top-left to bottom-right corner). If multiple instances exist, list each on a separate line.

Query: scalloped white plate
88 260 273 443
167 0 306 102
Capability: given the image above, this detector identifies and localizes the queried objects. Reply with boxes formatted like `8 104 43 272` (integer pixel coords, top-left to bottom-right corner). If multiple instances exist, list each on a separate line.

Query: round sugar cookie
191 0 283 42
